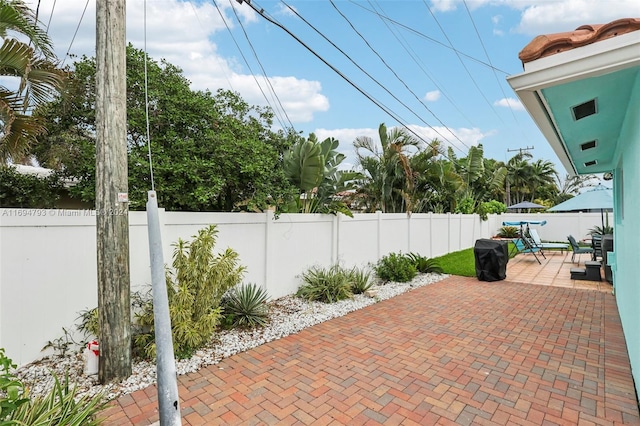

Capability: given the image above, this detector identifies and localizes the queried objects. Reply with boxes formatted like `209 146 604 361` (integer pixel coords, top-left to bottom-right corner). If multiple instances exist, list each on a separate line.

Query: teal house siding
613 70 640 390
508 20 640 397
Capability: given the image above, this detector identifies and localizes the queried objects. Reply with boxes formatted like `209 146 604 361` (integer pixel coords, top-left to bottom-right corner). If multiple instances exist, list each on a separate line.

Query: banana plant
282 134 360 216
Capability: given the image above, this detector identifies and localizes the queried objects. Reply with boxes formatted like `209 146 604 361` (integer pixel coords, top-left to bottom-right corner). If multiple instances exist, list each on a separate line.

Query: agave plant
222 283 270 328
405 252 443 274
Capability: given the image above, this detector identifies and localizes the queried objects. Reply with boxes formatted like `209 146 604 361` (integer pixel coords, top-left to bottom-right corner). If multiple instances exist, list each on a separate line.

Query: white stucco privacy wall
0 209 604 366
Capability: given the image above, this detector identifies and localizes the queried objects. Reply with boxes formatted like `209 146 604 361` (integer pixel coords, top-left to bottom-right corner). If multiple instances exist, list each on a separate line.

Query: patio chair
528 229 569 253
567 235 594 264
591 234 603 260
511 238 543 264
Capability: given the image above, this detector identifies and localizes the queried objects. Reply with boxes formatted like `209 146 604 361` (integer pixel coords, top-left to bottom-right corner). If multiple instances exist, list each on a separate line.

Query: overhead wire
61 0 90 66
347 0 509 75
461 0 532 145
225 0 294 130
328 0 470 153
366 0 477 129
422 0 505 125
45 0 56 33
280 0 461 153
188 1 236 93
234 0 445 149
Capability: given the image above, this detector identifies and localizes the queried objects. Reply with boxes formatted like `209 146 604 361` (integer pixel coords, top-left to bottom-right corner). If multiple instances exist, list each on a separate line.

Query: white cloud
424 90 441 102
494 97 525 111
34 0 328 125
430 0 459 12
430 1 640 36
515 0 640 35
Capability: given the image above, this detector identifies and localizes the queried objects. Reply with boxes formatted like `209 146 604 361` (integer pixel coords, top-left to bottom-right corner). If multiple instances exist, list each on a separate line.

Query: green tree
408 140 462 213
283 133 360 215
554 174 596 204
32 45 294 211
506 152 558 206
449 144 506 213
353 123 419 213
0 166 62 207
0 0 64 162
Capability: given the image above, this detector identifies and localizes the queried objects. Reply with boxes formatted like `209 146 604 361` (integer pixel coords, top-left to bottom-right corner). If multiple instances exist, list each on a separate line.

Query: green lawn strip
432 242 516 278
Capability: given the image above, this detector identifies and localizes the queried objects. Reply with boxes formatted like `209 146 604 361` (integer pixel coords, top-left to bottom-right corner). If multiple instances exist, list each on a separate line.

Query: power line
234 0 446 150
45 0 56 33
328 0 470 152
422 0 505 126
367 0 477 130
188 1 237 94
225 0 293 129
280 0 461 152
61 0 90 66
348 0 509 75
461 0 532 145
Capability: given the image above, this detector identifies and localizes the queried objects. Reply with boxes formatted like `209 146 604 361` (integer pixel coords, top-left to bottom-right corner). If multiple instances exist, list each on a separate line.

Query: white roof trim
507 30 640 176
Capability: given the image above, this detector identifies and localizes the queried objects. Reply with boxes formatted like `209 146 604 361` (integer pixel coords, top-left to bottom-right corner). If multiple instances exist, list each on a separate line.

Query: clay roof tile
519 17 640 63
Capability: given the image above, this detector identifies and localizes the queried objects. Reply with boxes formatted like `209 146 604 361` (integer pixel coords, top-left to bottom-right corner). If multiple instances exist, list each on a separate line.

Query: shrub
0 349 106 425
497 226 519 238
77 307 100 339
405 252 444 274
454 197 475 214
134 225 245 359
222 283 270 328
346 266 373 294
477 200 507 220
297 265 353 303
0 348 29 421
375 253 417 282
10 374 107 425
0 167 63 208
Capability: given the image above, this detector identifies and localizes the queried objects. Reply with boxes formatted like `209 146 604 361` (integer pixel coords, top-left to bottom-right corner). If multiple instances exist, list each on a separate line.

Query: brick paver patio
101 259 639 425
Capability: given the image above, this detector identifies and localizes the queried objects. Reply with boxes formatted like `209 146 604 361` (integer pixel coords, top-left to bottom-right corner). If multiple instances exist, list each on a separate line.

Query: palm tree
506 152 534 204
554 174 596 204
0 0 64 163
528 159 557 201
353 123 419 213
410 140 463 213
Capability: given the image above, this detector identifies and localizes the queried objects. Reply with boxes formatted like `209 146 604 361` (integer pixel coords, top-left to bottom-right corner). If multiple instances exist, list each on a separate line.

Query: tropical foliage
134 225 245 359
282 133 361 216
353 123 420 213
374 253 417 283
405 252 443 274
297 264 367 303
221 283 270 328
0 166 62 207
0 0 64 163
0 348 106 425
32 45 295 211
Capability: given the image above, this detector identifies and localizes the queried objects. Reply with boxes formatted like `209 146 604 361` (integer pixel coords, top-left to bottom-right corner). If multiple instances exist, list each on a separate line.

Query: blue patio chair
529 229 569 253
567 235 594 264
511 238 543 264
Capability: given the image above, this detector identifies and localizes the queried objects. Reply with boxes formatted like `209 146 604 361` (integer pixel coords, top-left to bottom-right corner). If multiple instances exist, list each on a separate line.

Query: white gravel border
15 272 448 402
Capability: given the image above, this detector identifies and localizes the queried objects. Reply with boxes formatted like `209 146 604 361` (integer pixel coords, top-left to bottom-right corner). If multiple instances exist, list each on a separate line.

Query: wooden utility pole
96 0 131 383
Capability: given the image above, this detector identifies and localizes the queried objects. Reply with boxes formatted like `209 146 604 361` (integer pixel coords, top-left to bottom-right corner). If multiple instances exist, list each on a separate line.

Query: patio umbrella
507 201 545 210
548 184 613 228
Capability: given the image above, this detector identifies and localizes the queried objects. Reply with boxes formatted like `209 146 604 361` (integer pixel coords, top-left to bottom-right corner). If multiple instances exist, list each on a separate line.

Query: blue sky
33 0 640 174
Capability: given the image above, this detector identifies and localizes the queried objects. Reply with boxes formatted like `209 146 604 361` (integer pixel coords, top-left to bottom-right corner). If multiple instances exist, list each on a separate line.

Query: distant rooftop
519 17 640 63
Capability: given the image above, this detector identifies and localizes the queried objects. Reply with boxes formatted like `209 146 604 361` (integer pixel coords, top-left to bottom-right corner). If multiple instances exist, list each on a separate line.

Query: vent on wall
580 140 597 151
572 99 597 120
584 160 598 167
